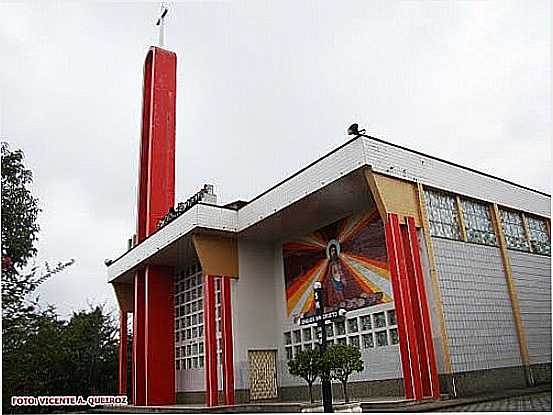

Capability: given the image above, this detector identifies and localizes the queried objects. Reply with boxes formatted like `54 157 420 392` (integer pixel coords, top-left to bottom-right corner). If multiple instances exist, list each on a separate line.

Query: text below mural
283 208 392 320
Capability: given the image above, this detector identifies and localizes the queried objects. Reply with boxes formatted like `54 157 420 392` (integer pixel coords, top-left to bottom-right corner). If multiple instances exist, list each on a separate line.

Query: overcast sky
1 0 550 317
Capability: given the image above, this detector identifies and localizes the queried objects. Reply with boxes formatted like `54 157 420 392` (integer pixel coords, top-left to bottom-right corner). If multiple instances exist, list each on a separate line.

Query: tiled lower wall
432 239 523 373
510 251 552 368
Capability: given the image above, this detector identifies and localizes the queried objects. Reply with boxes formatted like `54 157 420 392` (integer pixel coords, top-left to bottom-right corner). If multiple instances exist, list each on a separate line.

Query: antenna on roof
155 2 169 47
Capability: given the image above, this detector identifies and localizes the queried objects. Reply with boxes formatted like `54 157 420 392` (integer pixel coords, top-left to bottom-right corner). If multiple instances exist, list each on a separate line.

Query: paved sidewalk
438 391 551 412
360 384 551 412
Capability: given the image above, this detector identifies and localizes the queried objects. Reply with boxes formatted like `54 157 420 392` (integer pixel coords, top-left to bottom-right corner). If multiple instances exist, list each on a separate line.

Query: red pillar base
133 271 146 405
221 277 235 405
145 265 175 405
204 275 218 407
118 311 128 396
385 213 440 401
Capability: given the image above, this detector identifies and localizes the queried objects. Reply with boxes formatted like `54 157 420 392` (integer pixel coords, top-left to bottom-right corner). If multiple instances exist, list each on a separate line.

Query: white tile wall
510 251 552 365
433 238 523 372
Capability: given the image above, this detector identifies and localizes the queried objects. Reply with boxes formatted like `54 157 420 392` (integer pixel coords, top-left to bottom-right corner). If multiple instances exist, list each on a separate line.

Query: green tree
288 349 322 403
324 344 364 403
1 142 73 318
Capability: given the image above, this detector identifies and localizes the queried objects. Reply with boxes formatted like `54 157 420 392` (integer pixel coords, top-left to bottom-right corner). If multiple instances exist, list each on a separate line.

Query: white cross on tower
156 3 169 48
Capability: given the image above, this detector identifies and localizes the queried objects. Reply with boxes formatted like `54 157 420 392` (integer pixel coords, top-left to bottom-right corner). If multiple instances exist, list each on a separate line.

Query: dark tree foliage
1 143 117 413
2 306 119 413
324 344 364 403
1 142 40 268
288 349 323 403
1 142 74 318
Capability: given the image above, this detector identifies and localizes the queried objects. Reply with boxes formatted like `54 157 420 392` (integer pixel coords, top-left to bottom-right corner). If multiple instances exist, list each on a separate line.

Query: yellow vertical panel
520 213 534 254
192 233 239 278
455 195 468 242
490 204 532 379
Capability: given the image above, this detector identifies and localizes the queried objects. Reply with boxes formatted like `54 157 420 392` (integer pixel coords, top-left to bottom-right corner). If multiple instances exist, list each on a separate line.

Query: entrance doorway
248 349 278 400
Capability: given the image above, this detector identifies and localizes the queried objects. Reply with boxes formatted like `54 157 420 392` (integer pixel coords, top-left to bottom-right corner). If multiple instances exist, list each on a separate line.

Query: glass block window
374 312 386 328
387 310 396 326
461 199 497 246
347 318 358 333
335 321 346 336
526 216 551 256
349 335 360 349
284 332 292 345
376 331 388 347
362 333 374 349
389 328 399 345
425 189 462 240
325 324 334 338
500 209 530 252
285 347 293 360
283 308 398 354
360 315 372 331
174 263 205 371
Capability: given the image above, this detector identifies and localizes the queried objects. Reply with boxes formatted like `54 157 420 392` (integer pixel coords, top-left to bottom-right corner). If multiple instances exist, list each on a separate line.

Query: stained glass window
526 216 551 256
500 209 530 252
461 199 497 246
424 189 462 240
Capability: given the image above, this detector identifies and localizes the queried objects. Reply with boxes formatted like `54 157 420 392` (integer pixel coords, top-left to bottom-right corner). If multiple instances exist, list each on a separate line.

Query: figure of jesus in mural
325 240 347 306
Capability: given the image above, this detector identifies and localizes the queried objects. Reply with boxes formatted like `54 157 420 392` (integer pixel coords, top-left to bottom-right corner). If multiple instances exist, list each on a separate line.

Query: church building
107 44 551 407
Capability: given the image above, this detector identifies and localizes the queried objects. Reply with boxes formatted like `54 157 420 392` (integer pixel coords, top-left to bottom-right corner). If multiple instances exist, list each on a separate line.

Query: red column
144 265 175 405
133 271 146 405
385 213 423 400
133 46 177 406
385 219 414 399
203 275 218 406
136 47 177 242
220 277 235 405
405 217 440 399
118 312 128 396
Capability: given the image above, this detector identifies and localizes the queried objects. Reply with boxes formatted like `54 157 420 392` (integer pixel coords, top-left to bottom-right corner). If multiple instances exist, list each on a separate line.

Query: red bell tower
117 43 177 406
134 45 177 406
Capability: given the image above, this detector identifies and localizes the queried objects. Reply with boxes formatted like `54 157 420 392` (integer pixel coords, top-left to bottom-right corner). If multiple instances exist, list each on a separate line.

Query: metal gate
248 349 278 400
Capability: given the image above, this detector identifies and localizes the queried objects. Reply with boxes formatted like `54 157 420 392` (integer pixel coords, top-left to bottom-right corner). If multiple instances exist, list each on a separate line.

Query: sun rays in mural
283 208 392 318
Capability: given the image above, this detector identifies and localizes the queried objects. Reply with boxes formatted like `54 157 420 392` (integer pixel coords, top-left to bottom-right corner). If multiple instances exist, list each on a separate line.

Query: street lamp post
314 282 333 413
